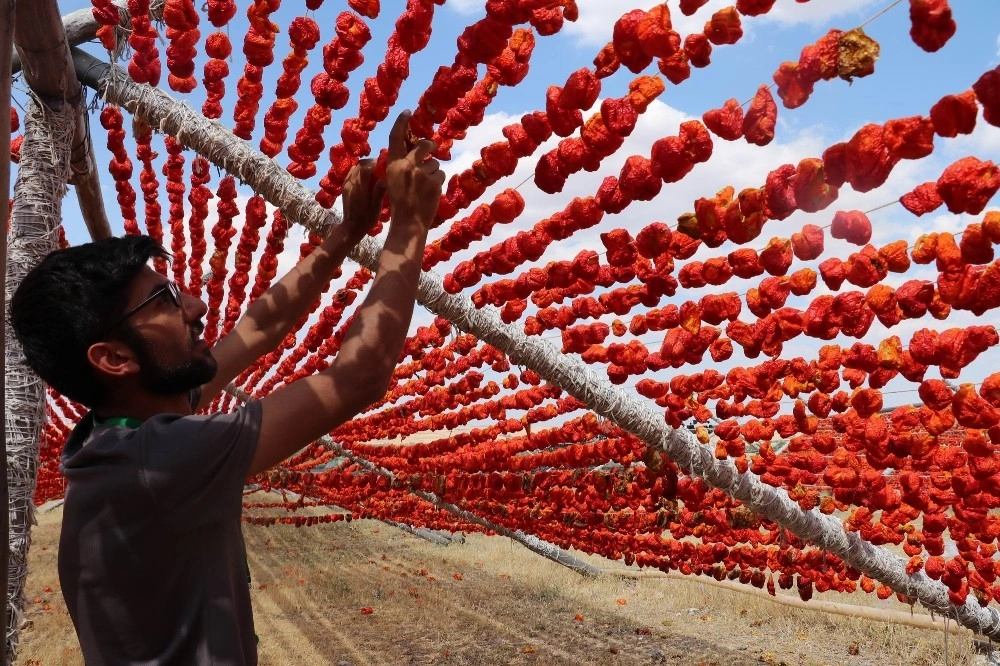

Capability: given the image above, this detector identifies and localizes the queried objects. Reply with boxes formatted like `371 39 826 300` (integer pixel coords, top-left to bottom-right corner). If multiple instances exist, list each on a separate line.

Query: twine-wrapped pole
0 1 15 662
5 99 74 662
77 50 1000 638
13 1 109 241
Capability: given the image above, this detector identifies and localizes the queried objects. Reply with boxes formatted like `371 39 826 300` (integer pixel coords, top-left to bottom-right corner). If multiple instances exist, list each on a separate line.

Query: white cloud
561 0 885 48
444 0 483 15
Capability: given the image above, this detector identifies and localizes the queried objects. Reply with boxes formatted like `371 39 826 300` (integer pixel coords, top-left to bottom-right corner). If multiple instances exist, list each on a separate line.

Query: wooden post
0 2 15 663
14 0 111 241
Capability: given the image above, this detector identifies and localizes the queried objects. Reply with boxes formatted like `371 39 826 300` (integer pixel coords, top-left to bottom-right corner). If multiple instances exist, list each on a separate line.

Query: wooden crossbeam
13 0 110 241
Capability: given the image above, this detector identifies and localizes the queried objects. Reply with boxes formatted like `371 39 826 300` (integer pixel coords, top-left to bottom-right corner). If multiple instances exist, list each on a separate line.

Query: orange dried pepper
899 182 943 216
743 85 777 146
773 61 814 109
636 5 678 59
844 124 896 193
791 224 824 261
883 116 935 160
794 158 838 213
909 0 956 53
704 7 743 46
703 98 744 141
930 90 977 137
936 157 1000 215
684 33 712 69
831 210 872 245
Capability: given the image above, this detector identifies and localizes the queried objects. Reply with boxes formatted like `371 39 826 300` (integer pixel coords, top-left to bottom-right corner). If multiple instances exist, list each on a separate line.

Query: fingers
387 110 411 163
410 138 437 165
420 158 445 186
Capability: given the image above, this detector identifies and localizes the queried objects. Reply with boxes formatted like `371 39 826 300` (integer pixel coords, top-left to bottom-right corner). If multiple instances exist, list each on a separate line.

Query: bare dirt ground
19 498 979 666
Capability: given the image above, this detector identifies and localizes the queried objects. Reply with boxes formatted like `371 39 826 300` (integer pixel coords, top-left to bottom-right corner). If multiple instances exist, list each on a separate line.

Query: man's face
115 267 217 395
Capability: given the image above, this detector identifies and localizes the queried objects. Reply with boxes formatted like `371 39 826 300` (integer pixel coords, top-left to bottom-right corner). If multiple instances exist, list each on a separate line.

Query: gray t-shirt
58 399 262 665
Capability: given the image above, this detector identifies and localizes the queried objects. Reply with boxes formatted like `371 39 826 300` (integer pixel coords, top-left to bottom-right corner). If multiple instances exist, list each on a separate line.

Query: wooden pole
0 2 14 663
13 0 111 241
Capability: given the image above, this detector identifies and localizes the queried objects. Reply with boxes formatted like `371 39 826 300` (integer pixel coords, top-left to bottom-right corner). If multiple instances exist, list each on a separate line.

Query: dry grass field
18 497 982 666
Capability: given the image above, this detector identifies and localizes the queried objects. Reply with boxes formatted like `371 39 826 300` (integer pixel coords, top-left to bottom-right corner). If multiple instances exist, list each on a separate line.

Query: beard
121 323 218 396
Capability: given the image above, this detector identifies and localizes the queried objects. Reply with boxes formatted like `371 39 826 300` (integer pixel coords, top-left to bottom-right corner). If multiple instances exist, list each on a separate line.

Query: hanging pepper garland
221 195 268 337
126 0 161 86
100 106 140 235
205 176 240 346
162 137 189 287
186 157 213 298
259 17 321 159
232 0 281 140
131 121 166 272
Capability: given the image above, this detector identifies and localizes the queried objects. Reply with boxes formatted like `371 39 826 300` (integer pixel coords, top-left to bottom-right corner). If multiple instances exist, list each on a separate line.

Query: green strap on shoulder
94 415 145 429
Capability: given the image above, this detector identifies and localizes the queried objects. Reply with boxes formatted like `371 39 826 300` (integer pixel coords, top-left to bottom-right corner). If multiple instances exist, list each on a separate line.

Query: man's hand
342 158 387 242
249 112 446 475
386 110 446 229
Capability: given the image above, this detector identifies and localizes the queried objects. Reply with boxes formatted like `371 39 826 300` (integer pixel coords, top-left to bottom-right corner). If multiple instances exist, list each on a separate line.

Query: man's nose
182 291 209 321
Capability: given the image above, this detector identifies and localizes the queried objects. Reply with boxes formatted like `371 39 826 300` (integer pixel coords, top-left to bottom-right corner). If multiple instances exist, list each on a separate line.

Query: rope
5 97 75 663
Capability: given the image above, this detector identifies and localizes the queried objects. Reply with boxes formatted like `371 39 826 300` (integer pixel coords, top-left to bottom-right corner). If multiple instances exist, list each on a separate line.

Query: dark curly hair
10 235 169 407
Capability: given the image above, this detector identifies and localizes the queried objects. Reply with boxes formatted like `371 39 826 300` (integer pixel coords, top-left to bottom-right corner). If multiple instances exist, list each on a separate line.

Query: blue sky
11 1 1000 412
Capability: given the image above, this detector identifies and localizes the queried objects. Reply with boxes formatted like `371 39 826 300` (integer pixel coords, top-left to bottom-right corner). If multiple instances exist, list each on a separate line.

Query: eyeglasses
102 281 182 337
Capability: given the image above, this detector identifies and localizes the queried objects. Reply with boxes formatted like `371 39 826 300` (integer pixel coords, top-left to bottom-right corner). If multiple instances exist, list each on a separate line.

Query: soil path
18 503 972 665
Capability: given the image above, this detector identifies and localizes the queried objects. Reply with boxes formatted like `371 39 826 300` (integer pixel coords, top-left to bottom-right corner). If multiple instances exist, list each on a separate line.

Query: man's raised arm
194 151 388 411
248 111 445 475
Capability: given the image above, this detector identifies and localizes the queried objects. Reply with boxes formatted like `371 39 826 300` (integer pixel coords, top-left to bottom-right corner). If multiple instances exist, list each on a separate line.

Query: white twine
5 97 74 663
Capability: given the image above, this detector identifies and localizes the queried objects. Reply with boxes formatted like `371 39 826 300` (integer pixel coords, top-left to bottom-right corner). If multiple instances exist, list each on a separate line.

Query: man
10 111 444 665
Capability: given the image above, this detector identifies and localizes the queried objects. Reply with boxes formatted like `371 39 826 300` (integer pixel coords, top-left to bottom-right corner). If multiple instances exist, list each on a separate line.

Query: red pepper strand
423 188 524 270
126 0 161 86
186 157 212 299
201 3 234 118
351 407 585 465
310 10 377 205
444 195 603 295
288 20 372 182
163 0 200 93
251 268 372 396
100 106 140 235
432 75 499 162
237 233 331 393
221 195 268 337
533 77 662 195
205 175 239 345
249 210 289 301
132 122 166 273
365 342 488 415
260 16 320 158
90 0 120 51
408 9 530 144
232 0 280 139
202 32 232 120
337 383 560 444
317 2 428 207
162 137 188 288
278 271 432 389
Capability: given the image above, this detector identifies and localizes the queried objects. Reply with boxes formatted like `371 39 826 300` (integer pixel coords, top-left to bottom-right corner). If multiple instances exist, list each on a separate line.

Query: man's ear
86 341 140 380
